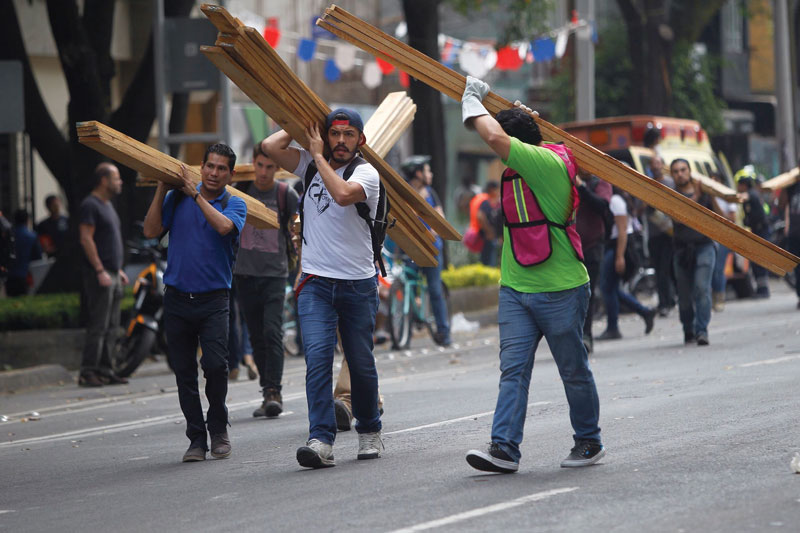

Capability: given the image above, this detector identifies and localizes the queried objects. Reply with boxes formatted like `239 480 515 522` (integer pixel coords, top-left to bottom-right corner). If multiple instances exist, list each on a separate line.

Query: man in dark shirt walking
144 144 246 463
78 163 128 387
669 158 724 346
36 195 69 257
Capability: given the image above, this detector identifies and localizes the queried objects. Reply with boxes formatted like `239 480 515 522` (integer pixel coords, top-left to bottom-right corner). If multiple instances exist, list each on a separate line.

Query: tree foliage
446 0 553 45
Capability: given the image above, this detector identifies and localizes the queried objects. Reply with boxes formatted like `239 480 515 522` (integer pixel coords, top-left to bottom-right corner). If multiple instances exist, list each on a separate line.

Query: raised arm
461 76 511 161
262 130 301 175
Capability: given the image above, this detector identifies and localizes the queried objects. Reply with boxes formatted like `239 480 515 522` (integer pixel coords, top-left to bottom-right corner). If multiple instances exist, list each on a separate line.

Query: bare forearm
263 130 300 172
471 115 510 160
196 195 235 235
80 236 104 272
143 187 168 238
615 217 628 258
314 154 365 206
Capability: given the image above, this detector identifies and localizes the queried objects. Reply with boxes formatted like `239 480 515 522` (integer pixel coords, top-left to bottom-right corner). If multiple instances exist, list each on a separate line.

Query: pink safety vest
501 143 584 266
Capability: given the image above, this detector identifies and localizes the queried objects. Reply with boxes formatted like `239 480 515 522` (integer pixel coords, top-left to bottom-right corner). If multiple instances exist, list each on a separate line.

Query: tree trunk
402 0 448 211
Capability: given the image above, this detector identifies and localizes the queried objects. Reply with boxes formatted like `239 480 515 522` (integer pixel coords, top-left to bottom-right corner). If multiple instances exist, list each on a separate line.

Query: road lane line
386 487 578 532
739 354 800 367
384 402 550 436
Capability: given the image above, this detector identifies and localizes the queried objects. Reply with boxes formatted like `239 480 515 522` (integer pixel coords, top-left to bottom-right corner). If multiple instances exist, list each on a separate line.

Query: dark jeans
408 248 451 344
601 247 650 332
297 274 381 444
227 284 243 370
582 244 603 341
788 234 800 299
673 242 715 336
164 287 230 450
481 239 499 267
648 233 675 310
80 270 122 377
752 227 771 294
235 275 286 392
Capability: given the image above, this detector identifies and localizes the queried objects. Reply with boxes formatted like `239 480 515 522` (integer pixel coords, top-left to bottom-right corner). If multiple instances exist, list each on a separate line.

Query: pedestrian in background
669 158 724 345
645 156 676 316
477 181 502 266
235 143 298 418
779 179 800 309
35 194 69 257
6 209 42 297
460 77 604 473
737 175 771 298
143 144 246 462
575 170 612 354
597 188 656 340
78 163 128 387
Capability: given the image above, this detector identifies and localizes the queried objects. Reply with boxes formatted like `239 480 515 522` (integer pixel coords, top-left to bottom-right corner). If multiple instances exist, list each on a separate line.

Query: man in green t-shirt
461 76 604 473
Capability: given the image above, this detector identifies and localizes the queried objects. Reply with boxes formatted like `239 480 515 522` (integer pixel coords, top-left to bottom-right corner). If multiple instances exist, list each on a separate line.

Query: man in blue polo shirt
143 144 246 463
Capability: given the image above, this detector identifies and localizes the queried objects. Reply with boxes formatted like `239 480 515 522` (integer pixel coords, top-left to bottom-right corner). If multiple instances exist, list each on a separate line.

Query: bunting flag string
248 11 594 88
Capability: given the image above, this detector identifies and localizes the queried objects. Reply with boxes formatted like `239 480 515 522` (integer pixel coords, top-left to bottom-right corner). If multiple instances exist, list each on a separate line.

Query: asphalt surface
1 281 799 532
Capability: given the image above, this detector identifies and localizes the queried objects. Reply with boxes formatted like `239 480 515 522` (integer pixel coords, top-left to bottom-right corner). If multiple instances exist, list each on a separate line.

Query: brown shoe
228 367 240 381
78 373 103 388
242 354 258 381
210 432 231 459
253 389 283 418
182 446 206 462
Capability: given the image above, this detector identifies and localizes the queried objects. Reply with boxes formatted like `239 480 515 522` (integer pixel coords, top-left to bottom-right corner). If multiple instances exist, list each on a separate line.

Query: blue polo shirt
162 185 247 292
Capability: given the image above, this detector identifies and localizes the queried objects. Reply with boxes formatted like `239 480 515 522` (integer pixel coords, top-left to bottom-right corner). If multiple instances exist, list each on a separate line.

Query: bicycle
387 261 451 350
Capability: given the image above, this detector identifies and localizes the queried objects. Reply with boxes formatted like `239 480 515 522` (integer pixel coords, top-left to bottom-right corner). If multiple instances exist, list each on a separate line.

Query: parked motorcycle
114 241 167 378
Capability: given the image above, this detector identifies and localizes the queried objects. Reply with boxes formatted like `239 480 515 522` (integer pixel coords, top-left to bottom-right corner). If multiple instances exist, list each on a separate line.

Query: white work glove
462 76 490 126
513 100 539 118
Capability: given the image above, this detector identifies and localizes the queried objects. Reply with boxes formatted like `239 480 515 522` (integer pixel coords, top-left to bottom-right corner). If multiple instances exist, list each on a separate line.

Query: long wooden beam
76 121 278 229
762 167 799 191
317 5 799 276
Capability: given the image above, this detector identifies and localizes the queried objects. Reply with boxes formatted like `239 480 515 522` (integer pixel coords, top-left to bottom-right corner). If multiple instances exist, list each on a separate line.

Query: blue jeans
481 239 499 266
492 284 601 462
600 247 650 332
408 249 451 344
673 242 715 336
712 243 728 294
297 274 382 444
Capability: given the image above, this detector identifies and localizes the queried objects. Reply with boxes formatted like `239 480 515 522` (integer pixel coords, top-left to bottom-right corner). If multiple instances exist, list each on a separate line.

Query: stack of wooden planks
762 167 800 192
691 172 740 203
199 4 459 267
137 91 415 187
77 121 278 229
317 4 799 276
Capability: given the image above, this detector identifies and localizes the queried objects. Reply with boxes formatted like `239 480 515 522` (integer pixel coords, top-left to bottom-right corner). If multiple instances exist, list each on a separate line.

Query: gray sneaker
560 440 605 467
357 431 384 460
297 439 335 468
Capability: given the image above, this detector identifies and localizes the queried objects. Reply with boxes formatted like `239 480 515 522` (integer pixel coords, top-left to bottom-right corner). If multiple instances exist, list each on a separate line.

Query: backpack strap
276 180 294 256
343 156 388 277
298 162 318 246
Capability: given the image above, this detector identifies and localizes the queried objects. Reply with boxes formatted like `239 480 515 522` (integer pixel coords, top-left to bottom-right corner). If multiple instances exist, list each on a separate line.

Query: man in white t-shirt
597 191 656 340
263 108 383 469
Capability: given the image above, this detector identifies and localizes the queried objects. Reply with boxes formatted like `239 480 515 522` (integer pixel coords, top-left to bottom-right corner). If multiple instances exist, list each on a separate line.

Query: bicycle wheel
388 279 412 349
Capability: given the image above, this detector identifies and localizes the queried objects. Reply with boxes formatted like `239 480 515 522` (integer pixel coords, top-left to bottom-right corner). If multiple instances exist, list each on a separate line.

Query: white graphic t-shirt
294 149 380 280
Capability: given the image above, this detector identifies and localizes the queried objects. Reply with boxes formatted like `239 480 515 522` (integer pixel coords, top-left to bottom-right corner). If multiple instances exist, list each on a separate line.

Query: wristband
193 191 200 202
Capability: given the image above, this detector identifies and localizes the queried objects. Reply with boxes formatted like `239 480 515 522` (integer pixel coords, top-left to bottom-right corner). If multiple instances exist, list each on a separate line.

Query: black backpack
299 155 391 276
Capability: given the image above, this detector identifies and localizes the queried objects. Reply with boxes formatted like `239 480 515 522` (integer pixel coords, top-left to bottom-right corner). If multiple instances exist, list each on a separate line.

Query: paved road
1 281 799 532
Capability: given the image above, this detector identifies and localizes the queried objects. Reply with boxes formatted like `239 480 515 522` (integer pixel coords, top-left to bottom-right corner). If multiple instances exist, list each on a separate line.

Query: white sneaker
296 439 335 468
357 431 384 460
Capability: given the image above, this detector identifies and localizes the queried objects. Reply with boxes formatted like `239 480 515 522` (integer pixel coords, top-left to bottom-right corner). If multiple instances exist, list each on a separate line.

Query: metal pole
774 0 796 170
575 0 595 121
153 0 167 153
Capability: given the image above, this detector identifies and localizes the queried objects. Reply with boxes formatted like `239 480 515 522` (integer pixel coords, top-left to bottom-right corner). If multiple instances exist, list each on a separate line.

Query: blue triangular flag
298 38 316 62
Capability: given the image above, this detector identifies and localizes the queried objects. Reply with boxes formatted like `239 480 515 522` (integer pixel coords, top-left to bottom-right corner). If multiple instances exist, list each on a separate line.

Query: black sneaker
643 308 656 335
561 440 605 467
334 399 353 431
684 332 696 344
696 332 709 346
466 443 519 473
596 329 622 341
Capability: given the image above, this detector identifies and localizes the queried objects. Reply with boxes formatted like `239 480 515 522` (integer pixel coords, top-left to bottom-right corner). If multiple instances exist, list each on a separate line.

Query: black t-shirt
672 189 714 246
479 198 503 238
742 188 767 233
35 215 69 255
79 195 123 271
787 183 800 237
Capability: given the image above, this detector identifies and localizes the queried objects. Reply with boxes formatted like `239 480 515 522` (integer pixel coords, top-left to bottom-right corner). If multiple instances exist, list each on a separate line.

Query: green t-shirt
499 138 589 293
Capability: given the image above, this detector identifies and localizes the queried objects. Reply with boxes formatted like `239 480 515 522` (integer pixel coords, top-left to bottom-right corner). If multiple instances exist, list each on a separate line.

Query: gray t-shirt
234 181 299 278
79 194 123 271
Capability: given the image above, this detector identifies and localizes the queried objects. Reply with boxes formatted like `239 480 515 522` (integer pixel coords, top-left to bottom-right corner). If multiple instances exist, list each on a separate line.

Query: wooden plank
76 121 278 229
317 4 799 276
200 8 460 257
692 172 740 202
762 167 800 191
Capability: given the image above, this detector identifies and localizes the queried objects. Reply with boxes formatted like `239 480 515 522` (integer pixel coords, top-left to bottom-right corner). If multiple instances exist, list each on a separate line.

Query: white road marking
739 354 800 367
386 487 578 533
384 402 550 436
0 510 17 515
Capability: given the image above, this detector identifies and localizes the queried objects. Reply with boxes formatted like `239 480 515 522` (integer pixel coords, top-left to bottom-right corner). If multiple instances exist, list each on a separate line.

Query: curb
0 364 73 394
